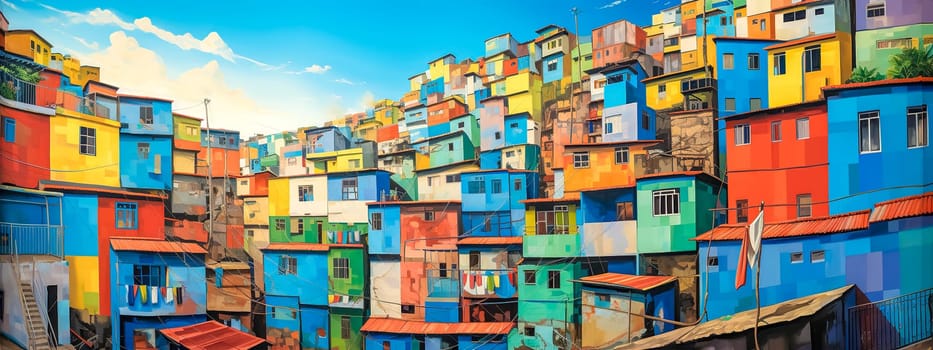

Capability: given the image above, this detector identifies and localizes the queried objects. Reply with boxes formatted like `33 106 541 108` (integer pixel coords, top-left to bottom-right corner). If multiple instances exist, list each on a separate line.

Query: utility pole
569 7 581 145
204 98 213 257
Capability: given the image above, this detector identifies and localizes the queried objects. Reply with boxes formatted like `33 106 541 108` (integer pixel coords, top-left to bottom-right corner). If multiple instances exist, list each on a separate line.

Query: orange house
723 101 828 224
747 12 776 40
561 140 660 193
426 96 468 126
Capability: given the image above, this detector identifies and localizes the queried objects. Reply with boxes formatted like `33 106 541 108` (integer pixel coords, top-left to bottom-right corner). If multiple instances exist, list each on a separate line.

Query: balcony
460 269 518 298
680 77 716 94
426 269 460 299
0 222 64 258
847 288 933 349
0 70 37 105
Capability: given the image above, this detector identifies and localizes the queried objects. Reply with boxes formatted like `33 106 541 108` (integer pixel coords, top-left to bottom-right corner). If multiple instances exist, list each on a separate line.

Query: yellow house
428 54 455 83
50 107 121 187
307 147 367 173
354 118 382 142
78 66 101 87
504 71 543 121
6 29 52 66
50 53 81 84
767 32 852 108
372 99 401 126
268 177 290 217
643 66 711 111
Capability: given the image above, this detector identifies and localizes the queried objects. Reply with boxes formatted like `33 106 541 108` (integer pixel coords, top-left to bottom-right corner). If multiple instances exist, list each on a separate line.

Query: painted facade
766 33 853 108
49 107 122 187
578 274 677 348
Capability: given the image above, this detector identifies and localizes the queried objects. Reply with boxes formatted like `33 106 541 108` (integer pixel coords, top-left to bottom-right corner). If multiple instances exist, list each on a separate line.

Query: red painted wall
398 205 461 320
97 196 165 315
377 124 399 143
0 107 49 188
503 58 519 76
196 148 239 177
726 104 829 223
246 172 272 196
427 99 468 126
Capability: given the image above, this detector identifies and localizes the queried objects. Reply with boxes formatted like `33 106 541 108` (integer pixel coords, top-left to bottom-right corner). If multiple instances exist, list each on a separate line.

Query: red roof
361 318 514 335
521 192 581 204
159 321 265 350
823 77 933 94
367 200 461 206
111 238 207 254
458 236 523 245
694 210 870 242
262 243 363 251
564 140 662 149
578 273 677 291
765 33 837 50
39 183 167 200
870 192 933 223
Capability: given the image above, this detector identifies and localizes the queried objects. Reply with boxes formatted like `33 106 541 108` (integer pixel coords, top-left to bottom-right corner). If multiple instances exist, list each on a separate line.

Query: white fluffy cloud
599 0 625 9
304 64 332 74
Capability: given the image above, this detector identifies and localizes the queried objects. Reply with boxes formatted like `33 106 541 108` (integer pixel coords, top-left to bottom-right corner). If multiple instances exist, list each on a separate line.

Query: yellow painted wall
173 151 196 174
505 72 542 120
645 24 664 37
78 66 101 87
768 34 852 108
308 148 365 173
664 44 681 53
429 59 451 83
244 197 270 226
6 31 52 66
652 13 665 25
523 204 579 235
645 69 709 111
67 256 101 315
563 147 647 192
682 51 699 70
50 108 121 187
681 1 700 20
268 178 290 216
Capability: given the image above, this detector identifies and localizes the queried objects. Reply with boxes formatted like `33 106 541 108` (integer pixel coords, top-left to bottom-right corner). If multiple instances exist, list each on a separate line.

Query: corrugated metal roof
823 77 932 94
458 236 523 245
616 285 853 349
159 320 265 350
110 238 207 254
577 273 677 291
367 200 461 206
694 210 870 242
870 192 933 223
39 181 167 199
262 243 364 251
361 317 514 335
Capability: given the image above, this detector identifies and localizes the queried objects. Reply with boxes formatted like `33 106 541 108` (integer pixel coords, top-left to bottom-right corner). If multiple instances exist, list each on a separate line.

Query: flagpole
753 201 764 350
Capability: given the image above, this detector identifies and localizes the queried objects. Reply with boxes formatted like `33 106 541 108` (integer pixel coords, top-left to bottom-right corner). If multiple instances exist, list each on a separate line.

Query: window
783 9 806 22
133 265 164 286
617 202 634 220
804 45 821 72
342 179 358 200
116 202 138 229
333 258 349 279
811 250 825 263
736 199 749 223
773 53 786 75
614 147 629 164
908 105 928 148
721 16 728 26
748 53 760 70
797 194 812 218
484 215 493 231
771 121 782 142
298 185 313 202
815 8 825 15
735 124 750 145
469 251 480 270
725 98 736 111
79 126 96 155
594 79 607 89
750 98 762 111
658 84 667 93
491 179 502 193
642 112 650 130
341 316 351 339
547 59 558 71
547 270 561 289
524 326 535 337
707 256 719 267
723 53 734 70
859 111 881 153
573 152 589 168
524 270 535 284
468 179 485 193
605 122 613 134
2 118 14 142
505 150 516 157
371 212 383 230
760 19 767 31
876 38 913 49
867 3 885 17
139 106 153 125
790 252 803 263
274 218 286 231
663 37 679 46
219 137 226 145
514 178 523 191
279 256 297 275
494 131 501 139
401 304 415 314
348 159 360 169
652 189 681 216
447 143 454 151
424 211 435 221
796 118 810 139
446 174 460 183
596 293 610 302
383 341 391 350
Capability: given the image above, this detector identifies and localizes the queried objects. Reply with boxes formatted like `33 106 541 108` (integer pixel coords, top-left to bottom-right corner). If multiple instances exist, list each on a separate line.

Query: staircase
20 282 53 350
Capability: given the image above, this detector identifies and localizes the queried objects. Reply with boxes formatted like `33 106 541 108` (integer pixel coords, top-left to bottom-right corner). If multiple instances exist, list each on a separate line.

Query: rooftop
869 192 933 223
642 66 709 83
823 77 933 95
39 181 167 200
576 273 677 291
159 320 266 350
718 100 825 121
111 238 207 254
262 243 364 251
361 317 514 335
458 236 523 245
693 210 870 242
367 200 461 206
564 140 662 149
520 192 581 204
765 33 837 51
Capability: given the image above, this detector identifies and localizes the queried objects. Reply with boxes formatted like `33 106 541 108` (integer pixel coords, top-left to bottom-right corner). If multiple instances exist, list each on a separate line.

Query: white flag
746 210 764 268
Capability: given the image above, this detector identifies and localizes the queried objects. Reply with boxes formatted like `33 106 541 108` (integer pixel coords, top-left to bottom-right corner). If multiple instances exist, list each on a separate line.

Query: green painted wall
269 216 329 243
855 24 933 74
516 261 582 323
571 42 593 84
636 177 720 253
328 247 365 297
329 308 364 350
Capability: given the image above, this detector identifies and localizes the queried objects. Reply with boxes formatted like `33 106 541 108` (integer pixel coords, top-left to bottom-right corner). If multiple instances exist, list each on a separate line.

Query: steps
20 282 52 350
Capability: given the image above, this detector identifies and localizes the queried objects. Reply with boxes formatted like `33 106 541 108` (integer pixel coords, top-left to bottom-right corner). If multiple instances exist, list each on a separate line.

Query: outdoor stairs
20 282 53 350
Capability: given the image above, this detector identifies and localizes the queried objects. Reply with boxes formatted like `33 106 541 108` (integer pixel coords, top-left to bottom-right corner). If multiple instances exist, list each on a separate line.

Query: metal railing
847 288 933 350
426 269 461 298
31 262 59 347
0 222 64 258
0 70 37 105
12 245 44 349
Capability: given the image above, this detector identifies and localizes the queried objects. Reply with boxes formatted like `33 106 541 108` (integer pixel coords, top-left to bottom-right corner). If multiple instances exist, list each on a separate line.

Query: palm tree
887 43 933 79
847 66 884 83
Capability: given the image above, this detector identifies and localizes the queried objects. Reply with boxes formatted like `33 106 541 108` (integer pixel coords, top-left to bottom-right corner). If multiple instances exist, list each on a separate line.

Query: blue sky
5 0 672 136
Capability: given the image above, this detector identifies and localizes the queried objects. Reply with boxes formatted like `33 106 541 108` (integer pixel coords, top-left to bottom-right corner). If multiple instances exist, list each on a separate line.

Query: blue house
305 125 352 154
577 273 678 348
578 185 639 274
696 8 736 37
478 113 541 171
420 78 445 105
598 61 656 142
109 238 207 350
404 105 429 143
118 95 174 190
824 79 933 214
461 170 538 237
261 243 331 349
362 318 512 350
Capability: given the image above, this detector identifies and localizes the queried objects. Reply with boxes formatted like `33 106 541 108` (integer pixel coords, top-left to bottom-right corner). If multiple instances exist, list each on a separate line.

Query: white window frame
573 152 590 168
734 124 751 145
859 111 882 153
908 105 928 148
652 189 681 216
796 117 810 140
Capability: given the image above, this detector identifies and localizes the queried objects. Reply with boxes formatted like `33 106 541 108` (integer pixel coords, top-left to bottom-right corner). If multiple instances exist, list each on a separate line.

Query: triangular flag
747 210 765 268
735 229 749 290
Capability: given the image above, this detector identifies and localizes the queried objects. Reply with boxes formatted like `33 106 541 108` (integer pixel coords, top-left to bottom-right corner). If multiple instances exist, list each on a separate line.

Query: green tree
847 66 885 83
887 43 933 79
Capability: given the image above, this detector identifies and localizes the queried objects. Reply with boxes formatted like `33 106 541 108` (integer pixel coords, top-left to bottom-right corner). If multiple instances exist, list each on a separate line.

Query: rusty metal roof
694 210 870 242
159 320 266 350
39 181 167 199
458 236 523 245
870 192 933 223
576 273 677 291
110 238 207 254
616 285 853 349
361 317 514 335
823 77 932 94
261 243 364 251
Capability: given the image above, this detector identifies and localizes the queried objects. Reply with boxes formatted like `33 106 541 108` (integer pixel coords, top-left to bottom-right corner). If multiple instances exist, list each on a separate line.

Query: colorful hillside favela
0 0 931 348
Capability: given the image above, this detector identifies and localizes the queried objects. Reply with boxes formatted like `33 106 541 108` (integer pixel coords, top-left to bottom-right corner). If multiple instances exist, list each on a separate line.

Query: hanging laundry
176 287 183 305
462 271 468 287
125 286 133 305
475 272 483 287
140 285 148 304
151 286 159 304
354 231 360 243
487 275 495 292
494 274 501 288
469 272 476 289
165 288 174 304
161 287 166 299
508 270 516 286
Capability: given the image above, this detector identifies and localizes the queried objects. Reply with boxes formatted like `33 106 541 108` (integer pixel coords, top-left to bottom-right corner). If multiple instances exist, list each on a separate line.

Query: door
47 285 58 341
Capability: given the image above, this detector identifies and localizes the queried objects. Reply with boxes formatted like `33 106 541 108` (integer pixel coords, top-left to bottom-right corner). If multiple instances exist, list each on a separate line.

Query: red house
723 101 829 223
0 68 59 189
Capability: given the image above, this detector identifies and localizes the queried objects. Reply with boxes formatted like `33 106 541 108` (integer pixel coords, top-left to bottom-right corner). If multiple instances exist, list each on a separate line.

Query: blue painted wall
118 97 173 135
542 52 564 84
457 335 509 350
200 129 241 150
301 305 330 349
503 113 531 147
449 113 480 146
424 301 460 322
0 188 63 256
697 9 736 37
485 35 519 58
263 250 329 306
580 188 636 223
61 193 98 257
119 134 173 190
367 205 402 255
583 283 677 337
421 78 445 104
479 151 502 170
826 83 933 214
306 126 350 153
118 315 205 350
365 333 413 350
326 171 391 202
461 171 537 237
428 123 451 138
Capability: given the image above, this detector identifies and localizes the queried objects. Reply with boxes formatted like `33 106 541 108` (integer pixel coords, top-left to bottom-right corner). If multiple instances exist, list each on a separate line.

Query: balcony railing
460 269 518 298
0 70 37 105
680 77 716 94
0 223 64 258
847 288 933 350
426 269 460 299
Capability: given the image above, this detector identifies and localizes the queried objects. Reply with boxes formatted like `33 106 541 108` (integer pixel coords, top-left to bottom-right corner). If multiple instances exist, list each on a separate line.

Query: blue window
116 202 138 229
605 122 614 134
2 118 14 142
